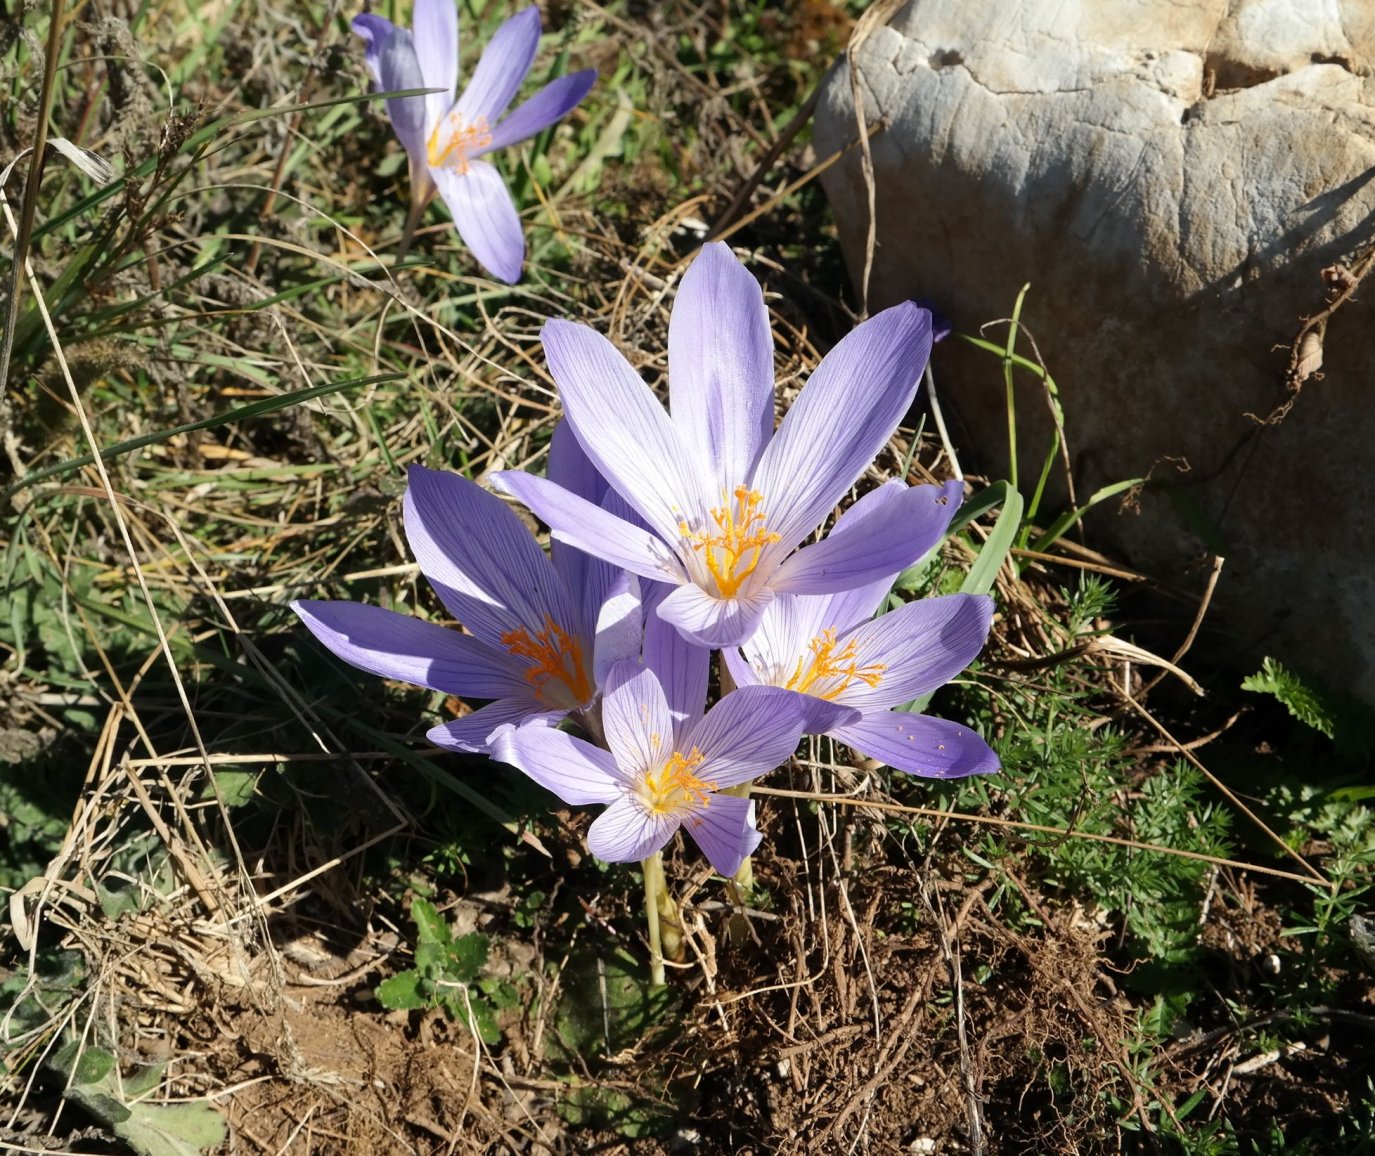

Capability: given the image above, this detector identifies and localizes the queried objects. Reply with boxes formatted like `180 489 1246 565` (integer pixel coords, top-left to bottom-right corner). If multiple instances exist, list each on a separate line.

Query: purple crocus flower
491 242 938 648
291 436 639 754
352 2 595 282
722 480 1000 779
497 661 852 876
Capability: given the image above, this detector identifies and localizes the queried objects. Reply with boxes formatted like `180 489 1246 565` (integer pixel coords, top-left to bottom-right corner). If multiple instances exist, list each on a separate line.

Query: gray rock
816 0 1375 699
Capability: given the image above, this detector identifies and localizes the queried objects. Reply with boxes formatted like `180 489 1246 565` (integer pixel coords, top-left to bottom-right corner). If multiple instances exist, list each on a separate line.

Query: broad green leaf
376 970 428 1011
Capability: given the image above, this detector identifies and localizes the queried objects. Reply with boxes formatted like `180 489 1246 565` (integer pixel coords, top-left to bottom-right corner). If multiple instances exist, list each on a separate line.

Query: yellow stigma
426 112 493 174
638 747 717 815
678 486 782 599
785 629 886 701
500 615 592 709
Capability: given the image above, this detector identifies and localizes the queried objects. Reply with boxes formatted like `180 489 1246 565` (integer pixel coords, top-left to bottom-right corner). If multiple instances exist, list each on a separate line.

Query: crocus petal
587 796 678 864
656 581 773 650
737 590 830 682
454 7 541 125
688 685 854 789
501 723 625 803
427 699 562 753
833 713 1000 779
592 571 644 685
681 794 762 878
491 469 683 584
483 70 597 153
667 242 775 489
430 160 524 283
292 599 528 699
352 16 428 165
831 594 994 710
643 586 711 731
750 302 931 546
719 645 761 691
547 418 610 602
770 479 962 597
411 0 459 134
542 318 711 545
403 466 584 647
600 662 676 777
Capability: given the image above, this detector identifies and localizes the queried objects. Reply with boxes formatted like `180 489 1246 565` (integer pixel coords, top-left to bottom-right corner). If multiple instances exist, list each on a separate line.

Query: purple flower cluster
294 243 998 876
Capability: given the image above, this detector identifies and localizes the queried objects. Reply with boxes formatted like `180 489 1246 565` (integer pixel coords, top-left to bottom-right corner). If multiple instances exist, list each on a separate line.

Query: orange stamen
678 487 781 598
500 615 592 709
785 629 886 701
639 747 717 814
426 112 493 174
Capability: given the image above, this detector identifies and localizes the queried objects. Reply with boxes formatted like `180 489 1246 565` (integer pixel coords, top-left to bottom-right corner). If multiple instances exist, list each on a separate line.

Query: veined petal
833 712 1000 779
547 419 610 603
739 588 831 681
403 466 582 648
591 571 644 685
426 699 561 753
491 470 684 583
430 160 524 283
718 645 761 691
600 662 675 777
542 319 711 545
292 599 528 698
809 479 961 631
681 794 761 878
501 723 624 804
687 685 853 789
411 0 459 134
483 70 596 153
656 581 773 649
454 6 541 125
643 587 711 731
587 796 678 864
770 478 962 597
832 594 994 710
352 16 428 165
751 302 931 545
668 243 775 489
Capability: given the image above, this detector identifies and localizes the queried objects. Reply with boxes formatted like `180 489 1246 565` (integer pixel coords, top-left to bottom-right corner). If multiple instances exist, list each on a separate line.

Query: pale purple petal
643 587 710 731
719 645 761 691
656 581 773 649
750 302 931 545
292 599 528 698
832 594 994 710
542 319 711 545
403 466 583 647
600 662 676 776
833 713 1000 779
591 572 644 685
411 0 459 134
547 419 610 604
427 699 561 753
491 470 683 583
738 591 831 684
352 16 428 165
501 723 624 804
811 479 963 630
430 160 524 283
483 70 597 153
454 7 541 125
667 243 775 489
587 796 678 863
681 794 762 878
688 686 854 789
547 417 606 505
770 478 961 596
